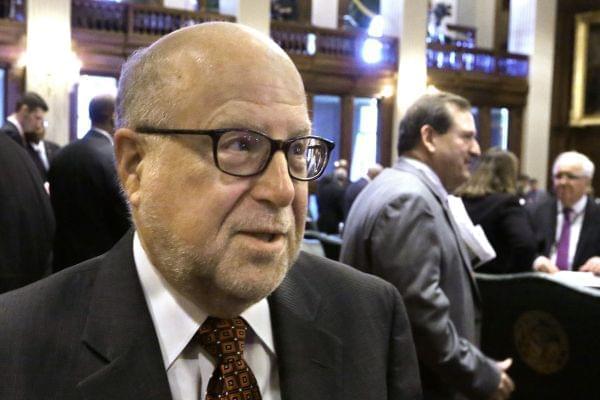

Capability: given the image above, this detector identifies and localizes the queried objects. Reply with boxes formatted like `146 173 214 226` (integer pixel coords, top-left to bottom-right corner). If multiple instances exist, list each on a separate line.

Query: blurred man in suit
342 92 514 400
316 159 348 234
0 23 421 399
0 132 54 293
0 92 48 147
48 95 130 271
531 151 600 273
342 163 383 218
24 125 60 183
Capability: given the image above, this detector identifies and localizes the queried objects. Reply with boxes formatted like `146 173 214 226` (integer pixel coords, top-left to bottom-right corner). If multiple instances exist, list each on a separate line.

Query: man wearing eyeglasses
530 151 600 273
0 22 421 399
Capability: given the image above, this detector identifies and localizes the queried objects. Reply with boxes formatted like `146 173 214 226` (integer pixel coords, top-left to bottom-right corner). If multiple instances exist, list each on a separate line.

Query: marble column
521 0 556 187
26 0 77 145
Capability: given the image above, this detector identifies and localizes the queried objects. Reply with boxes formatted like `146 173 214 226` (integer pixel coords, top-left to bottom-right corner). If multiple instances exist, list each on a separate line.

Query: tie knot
563 208 572 221
198 317 247 362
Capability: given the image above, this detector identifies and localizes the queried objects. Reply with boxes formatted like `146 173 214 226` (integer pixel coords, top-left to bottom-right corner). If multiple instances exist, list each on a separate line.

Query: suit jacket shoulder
271 251 421 399
0 231 171 399
0 133 54 292
341 165 500 399
0 121 23 146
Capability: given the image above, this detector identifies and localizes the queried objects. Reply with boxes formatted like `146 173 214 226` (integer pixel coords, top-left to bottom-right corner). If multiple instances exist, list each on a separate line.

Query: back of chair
476 272 600 399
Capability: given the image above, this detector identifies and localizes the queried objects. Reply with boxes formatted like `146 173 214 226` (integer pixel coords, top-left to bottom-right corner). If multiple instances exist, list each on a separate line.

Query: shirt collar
7 114 24 138
133 231 275 370
399 156 449 199
558 195 587 216
92 127 114 145
29 140 43 151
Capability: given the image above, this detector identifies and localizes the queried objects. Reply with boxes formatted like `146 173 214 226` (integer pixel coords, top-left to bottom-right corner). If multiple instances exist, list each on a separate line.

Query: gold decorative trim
570 11 600 126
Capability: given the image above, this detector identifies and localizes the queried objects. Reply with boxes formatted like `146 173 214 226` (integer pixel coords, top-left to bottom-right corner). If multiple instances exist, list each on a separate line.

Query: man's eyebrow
291 127 313 137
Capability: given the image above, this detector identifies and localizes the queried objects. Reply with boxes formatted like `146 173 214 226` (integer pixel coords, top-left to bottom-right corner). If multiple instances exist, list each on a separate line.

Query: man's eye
222 135 256 152
290 141 306 155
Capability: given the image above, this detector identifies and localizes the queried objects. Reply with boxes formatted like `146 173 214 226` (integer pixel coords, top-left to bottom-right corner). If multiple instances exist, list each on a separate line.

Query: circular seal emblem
513 310 569 375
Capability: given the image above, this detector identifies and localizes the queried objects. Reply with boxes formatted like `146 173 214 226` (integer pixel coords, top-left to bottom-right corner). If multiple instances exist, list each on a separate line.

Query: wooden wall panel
550 0 600 192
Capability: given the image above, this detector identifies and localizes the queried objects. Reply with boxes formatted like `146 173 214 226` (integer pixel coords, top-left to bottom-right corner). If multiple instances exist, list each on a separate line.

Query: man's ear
114 128 144 208
420 124 437 153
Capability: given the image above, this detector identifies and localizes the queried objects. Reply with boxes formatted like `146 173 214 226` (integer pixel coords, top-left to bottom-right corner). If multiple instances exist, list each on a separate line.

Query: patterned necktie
556 208 572 270
198 317 262 400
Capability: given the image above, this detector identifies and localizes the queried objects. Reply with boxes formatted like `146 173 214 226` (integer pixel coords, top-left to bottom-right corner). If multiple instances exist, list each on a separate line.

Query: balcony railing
71 0 234 36
271 21 398 67
1 0 527 79
0 0 24 22
427 43 529 78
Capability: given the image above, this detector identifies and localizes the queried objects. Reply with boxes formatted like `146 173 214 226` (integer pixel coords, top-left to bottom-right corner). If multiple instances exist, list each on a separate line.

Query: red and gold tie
198 317 262 400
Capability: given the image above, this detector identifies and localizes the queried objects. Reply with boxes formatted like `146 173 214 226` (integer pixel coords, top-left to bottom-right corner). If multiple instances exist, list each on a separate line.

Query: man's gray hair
116 47 185 129
553 151 595 178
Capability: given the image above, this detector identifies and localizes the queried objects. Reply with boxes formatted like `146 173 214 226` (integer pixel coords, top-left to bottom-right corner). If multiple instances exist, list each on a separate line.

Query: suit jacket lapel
268 257 342 400
544 200 558 255
78 231 172 400
573 197 594 269
394 159 480 302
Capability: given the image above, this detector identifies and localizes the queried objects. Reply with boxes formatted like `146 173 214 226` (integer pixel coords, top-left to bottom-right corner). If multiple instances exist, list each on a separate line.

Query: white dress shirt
550 196 587 269
29 140 50 170
400 156 449 200
133 232 281 400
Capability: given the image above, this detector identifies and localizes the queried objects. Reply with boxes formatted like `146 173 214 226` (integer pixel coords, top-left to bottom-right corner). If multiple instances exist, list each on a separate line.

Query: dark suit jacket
462 193 537 274
316 175 346 233
0 231 422 399
0 120 24 147
341 158 500 400
48 129 130 271
529 195 600 270
343 177 368 218
0 133 54 293
26 139 61 181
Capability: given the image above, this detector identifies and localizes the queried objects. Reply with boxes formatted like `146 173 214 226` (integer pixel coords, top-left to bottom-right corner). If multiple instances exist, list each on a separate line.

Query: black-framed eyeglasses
135 127 335 181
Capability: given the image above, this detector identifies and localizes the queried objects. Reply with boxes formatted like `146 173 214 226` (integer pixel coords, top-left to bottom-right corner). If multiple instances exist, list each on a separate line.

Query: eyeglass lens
216 130 328 179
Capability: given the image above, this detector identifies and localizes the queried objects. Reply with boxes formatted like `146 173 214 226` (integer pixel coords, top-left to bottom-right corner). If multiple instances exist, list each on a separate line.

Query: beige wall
521 0 557 187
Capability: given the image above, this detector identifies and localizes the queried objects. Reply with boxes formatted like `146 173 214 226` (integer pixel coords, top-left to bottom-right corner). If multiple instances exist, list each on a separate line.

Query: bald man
0 23 421 399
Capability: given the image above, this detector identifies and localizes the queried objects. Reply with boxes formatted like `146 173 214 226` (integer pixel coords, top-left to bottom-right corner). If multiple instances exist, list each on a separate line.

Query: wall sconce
377 85 394 98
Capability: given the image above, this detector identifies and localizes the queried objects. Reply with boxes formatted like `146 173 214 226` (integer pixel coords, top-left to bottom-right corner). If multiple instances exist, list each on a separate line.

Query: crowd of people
0 92 130 293
0 20 599 400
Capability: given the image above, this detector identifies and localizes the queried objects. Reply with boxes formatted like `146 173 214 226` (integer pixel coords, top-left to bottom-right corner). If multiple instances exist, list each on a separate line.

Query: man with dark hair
48 94 130 271
0 23 421 399
0 91 48 147
342 92 515 399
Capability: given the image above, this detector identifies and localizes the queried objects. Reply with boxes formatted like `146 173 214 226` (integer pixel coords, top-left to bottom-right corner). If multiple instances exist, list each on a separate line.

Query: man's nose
470 139 481 157
251 151 295 207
